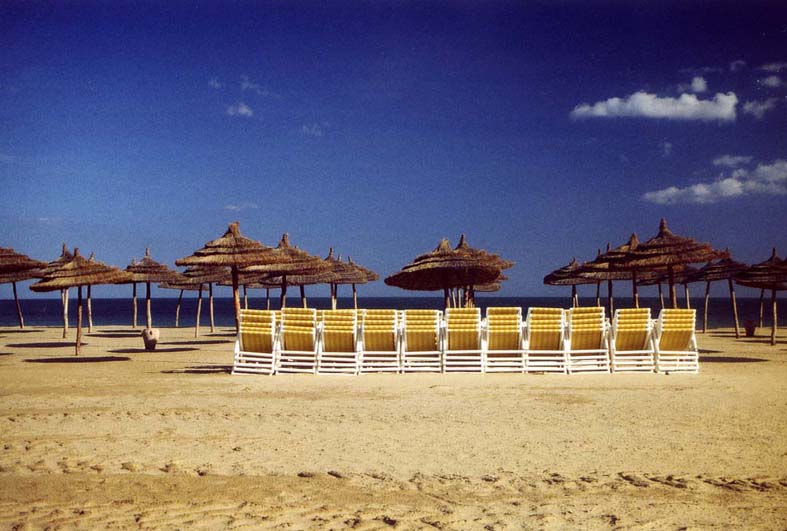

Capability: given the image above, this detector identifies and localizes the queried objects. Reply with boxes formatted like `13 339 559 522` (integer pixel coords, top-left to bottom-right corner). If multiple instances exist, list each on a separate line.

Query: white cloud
742 98 778 119
240 75 270 96
712 155 752 168
759 62 787 72
677 76 707 93
761 75 783 88
570 91 737 121
208 78 222 89
301 123 324 137
224 202 259 211
730 60 747 72
642 159 787 204
226 102 253 117
660 141 673 158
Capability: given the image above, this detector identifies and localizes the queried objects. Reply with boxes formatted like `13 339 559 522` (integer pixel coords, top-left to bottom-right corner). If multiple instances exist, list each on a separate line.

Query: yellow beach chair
565 307 609 374
317 309 359 375
277 307 318 374
654 308 699 373
444 307 483 372
232 309 277 375
401 309 443 373
485 307 525 373
524 307 566 373
359 309 400 373
610 308 655 373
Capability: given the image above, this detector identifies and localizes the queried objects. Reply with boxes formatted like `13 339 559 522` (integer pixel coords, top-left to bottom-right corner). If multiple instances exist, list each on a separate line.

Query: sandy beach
1 324 786 530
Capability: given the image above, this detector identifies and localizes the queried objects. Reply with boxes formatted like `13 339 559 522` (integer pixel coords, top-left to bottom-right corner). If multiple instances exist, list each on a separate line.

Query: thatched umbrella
319 249 367 309
637 265 698 309
0 247 45 328
124 249 180 329
240 233 329 309
30 249 131 355
576 245 633 316
385 237 505 309
345 257 379 309
544 257 598 308
182 265 226 333
159 277 207 335
610 219 727 308
40 244 74 338
735 248 786 346
176 222 282 333
690 253 749 336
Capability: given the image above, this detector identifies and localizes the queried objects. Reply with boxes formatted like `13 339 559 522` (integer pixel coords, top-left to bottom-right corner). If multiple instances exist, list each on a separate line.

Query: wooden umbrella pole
12 281 24 329
684 283 691 309
87 285 93 332
607 279 613 317
75 285 83 356
702 281 710 333
265 288 270 310
146 281 152 329
195 283 203 338
571 285 577 308
300 284 307 308
330 283 337 310
352 283 358 310
632 271 639 309
175 289 183 328
669 267 677 309
243 284 248 310
758 288 765 327
595 282 600 307
280 275 287 309
231 266 241 334
443 287 450 310
62 288 69 339
658 283 664 309
132 283 138 328
728 278 740 339
771 288 777 346
209 283 215 333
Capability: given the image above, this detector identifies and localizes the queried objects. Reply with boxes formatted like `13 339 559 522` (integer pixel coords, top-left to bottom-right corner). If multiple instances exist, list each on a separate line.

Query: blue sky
2 1 786 299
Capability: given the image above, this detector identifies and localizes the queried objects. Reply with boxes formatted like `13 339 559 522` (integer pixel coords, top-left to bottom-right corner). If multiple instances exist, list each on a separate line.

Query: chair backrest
486 307 522 350
568 306 605 350
403 309 441 351
362 309 398 352
445 307 481 350
657 308 695 350
321 309 357 352
526 307 564 350
281 307 317 351
613 308 652 351
239 309 276 353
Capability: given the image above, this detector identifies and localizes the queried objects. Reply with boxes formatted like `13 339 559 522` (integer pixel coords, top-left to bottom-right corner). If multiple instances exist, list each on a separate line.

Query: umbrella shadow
25 356 131 363
88 332 141 339
0 352 12 357
0 329 44 334
161 339 229 346
161 364 232 375
699 355 768 363
108 347 200 354
6 342 87 349
207 333 237 338
698 348 723 354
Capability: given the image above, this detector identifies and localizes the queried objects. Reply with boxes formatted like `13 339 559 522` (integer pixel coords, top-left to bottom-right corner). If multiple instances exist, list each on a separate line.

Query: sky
1 1 786 299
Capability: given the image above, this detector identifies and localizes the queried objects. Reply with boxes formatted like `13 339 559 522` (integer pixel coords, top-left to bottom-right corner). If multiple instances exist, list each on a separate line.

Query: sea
0 296 783 329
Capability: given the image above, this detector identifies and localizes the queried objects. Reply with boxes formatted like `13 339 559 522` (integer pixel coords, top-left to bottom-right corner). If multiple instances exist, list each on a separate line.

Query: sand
1 324 786 530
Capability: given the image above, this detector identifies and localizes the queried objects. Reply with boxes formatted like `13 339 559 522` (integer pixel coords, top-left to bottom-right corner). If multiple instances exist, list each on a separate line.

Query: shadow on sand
161 339 229 346
0 352 13 357
6 342 86 349
698 348 723 354
108 347 199 354
699 355 767 363
25 356 131 363
0 329 44 334
161 365 232 375
88 332 141 339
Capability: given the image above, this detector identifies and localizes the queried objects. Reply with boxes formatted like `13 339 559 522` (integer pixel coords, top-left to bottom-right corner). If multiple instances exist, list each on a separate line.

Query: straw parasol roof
0 246 45 275
240 233 330 308
125 248 180 329
385 238 504 298
41 243 74 276
544 258 597 307
690 253 750 336
610 219 728 308
176 222 283 331
30 249 132 355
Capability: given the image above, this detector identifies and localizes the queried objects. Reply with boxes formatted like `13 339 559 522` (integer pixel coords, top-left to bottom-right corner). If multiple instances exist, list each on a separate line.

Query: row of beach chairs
232 307 699 376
